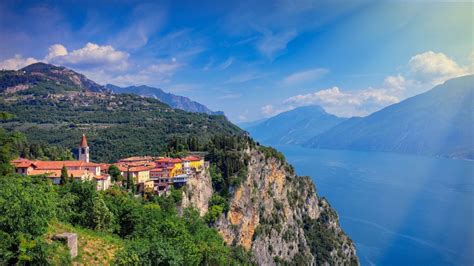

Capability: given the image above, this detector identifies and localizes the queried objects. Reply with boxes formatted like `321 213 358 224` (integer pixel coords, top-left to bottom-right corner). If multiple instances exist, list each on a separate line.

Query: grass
45 221 124 265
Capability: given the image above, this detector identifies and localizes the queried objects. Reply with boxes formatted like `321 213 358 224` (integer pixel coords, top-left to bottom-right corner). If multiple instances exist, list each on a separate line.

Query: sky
0 0 473 123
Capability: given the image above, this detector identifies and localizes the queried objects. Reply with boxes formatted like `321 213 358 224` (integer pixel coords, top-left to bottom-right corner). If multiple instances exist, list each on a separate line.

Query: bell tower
78 134 90 162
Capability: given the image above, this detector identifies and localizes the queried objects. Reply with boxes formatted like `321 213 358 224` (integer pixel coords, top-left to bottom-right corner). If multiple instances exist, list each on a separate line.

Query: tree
126 168 135 194
108 165 121 182
60 165 68 185
91 195 114 232
0 129 25 176
0 175 56 263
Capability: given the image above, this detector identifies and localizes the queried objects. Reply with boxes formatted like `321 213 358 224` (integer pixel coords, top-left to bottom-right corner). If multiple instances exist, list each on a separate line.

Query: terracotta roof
128 166 154 172
183 155 201 161
119 156 154 163
150 168 164 172
32 160 100 170
115 163 154 172
94 174 109 180
99 164 111 171
29 169 93 178
80 134 88 147
11 158 34 168
156 157 182 163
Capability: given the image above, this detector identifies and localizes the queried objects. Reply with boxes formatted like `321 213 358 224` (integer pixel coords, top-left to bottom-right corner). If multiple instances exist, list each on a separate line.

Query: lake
276 145 474 266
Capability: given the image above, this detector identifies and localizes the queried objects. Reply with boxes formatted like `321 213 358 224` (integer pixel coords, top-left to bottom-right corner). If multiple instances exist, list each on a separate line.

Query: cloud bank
263 51 473 117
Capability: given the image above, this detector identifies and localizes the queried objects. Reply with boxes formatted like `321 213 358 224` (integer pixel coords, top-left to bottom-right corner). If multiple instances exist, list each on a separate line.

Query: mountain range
106 84 222 115
244 105 346 145
307 75 474 159
246 75 474 160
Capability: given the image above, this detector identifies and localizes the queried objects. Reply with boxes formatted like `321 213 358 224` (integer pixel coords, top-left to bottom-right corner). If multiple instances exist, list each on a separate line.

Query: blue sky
0 0 472 122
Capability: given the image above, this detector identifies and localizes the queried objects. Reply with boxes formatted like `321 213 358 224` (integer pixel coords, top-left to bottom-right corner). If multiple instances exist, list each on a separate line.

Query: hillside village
11 134 205 194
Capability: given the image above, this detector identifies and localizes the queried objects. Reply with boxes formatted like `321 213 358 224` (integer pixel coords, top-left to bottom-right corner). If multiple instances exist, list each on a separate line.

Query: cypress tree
60 165 68 185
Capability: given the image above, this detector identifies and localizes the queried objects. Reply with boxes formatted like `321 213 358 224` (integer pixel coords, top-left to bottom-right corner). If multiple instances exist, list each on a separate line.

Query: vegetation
0 81 243 162
0 128 252 265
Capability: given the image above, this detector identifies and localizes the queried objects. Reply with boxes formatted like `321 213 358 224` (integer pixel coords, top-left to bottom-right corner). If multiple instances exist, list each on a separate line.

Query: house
155 158 183 176
183 155 204 173
11 134 112 191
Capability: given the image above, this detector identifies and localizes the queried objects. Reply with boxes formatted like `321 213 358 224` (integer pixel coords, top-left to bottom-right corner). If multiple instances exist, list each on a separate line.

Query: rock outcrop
182 147 358 265
181 169 213 216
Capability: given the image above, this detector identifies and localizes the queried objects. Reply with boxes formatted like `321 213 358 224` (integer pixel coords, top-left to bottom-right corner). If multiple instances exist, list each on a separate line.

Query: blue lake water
276 145 474 266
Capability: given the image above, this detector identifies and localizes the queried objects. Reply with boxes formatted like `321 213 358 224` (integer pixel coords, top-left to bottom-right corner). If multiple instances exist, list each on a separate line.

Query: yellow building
184 156 204 172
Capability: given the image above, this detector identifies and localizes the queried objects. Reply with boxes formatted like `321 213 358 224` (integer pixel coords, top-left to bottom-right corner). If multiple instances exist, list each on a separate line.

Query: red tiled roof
128 166 154 172
29 169 93 178
183 155 201 161
11 158 34 168
156 157 182 163
119 156 154 163
80 134 88 147
115 163 154 172
11 159 100 170
32 160 100 170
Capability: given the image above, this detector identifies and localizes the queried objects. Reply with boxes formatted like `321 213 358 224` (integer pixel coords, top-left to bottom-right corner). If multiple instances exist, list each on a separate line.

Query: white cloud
0 55 38 70
283 68 329 85
284 86 400 117
383 74 406 91
408 51 469 85
256 30 297 59
45 44 68 61
47 43 129 70
267 51 473 118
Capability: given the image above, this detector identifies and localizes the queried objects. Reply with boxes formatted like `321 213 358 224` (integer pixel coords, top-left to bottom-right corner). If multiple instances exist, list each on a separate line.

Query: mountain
0 63 358 264
307 75 474 159
106 84 223 115
246 105 347 145
0 62 108 93
237 118 268 129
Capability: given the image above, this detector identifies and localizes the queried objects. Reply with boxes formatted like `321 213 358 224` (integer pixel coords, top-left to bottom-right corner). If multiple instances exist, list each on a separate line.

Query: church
11 134 112 190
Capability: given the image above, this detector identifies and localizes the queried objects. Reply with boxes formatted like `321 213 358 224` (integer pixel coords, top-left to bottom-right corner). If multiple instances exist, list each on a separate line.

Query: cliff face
183 149 358 265
182 147 358 265
181 169 213 216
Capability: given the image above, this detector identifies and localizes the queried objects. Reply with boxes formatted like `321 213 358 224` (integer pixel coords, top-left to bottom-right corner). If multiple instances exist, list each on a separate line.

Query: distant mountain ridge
106 84 223 115
0 62 109 94
306 75 474 159
246 105 347 145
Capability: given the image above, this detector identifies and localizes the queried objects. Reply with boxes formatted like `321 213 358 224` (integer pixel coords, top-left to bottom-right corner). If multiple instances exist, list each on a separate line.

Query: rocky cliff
182 147 358 265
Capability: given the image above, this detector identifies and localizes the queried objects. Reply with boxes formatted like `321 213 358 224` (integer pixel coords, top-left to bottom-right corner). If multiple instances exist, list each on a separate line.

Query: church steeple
78 134 90 162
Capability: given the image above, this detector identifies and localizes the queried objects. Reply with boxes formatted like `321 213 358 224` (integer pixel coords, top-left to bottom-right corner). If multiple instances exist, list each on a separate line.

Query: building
78 134 90 162
11 134 111 191
155 158 183 176
183 155 204 174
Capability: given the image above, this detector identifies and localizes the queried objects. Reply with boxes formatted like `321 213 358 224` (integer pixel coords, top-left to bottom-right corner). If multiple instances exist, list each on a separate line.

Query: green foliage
60 165 68 185
0 128 25 175
0 174 56 264
0 85 243 162
205 135 252 204
204 205 224 225
303 208 347 266
56 180 114 232
107 165 121 182
258 146 285 163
